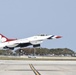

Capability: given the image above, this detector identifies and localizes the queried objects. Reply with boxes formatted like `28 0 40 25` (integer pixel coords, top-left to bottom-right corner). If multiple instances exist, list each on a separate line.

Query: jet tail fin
0 34 8 43
0 34 17 43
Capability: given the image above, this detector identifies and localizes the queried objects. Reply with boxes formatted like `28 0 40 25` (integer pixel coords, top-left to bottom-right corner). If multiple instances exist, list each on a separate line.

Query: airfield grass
0 56 76 61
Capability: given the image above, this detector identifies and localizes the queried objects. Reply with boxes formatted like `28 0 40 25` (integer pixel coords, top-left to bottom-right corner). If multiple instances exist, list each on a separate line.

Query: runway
0 60 76 75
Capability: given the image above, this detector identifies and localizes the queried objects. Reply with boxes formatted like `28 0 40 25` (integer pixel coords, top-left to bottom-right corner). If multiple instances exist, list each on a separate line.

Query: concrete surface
0 60 76 75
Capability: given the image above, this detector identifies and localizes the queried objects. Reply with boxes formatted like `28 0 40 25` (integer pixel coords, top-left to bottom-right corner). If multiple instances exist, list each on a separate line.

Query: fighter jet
0 34 62 50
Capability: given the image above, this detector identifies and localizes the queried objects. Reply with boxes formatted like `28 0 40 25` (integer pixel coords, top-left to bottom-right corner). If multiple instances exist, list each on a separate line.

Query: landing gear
33 44 41 57
33 48 36 56
28 48 37 58
28 45 40 58
18 49 24 56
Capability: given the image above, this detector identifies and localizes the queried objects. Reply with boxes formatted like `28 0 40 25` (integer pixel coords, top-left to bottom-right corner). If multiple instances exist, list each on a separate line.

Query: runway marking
29 64 41 75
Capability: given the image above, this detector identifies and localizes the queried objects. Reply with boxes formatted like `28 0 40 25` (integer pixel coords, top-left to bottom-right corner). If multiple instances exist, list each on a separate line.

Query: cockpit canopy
38 34 48 36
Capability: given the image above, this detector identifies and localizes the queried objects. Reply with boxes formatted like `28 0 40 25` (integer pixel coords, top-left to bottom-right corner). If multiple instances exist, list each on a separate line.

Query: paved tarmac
0 60 76 75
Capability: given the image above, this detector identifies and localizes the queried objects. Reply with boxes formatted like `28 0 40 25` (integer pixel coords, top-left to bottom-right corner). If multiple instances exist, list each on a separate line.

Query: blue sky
0 0 76 51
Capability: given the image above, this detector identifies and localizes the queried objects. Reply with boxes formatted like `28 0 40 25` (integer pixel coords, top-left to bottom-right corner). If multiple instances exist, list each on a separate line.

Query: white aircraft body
0 34 62 50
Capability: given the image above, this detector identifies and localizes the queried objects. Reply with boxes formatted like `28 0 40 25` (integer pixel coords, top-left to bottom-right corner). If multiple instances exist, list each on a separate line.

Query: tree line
17 48 75 56
0 48 75 56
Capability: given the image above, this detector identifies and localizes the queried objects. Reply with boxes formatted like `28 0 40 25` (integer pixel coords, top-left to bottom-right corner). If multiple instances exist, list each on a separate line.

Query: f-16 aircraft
0 34 62 50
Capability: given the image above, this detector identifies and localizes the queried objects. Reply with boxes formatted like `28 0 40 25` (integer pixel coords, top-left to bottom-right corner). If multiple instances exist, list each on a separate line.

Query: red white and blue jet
0 34 62 50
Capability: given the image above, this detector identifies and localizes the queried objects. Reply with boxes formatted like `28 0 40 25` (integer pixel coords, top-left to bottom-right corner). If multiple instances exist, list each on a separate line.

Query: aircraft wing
15 40 43 47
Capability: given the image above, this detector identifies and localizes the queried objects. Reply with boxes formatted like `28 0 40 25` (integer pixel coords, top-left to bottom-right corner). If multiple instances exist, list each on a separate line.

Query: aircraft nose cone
55 36 62 38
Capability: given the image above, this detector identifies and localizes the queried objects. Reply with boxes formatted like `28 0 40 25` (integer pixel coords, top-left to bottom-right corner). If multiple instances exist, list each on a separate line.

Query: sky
0 0 76 51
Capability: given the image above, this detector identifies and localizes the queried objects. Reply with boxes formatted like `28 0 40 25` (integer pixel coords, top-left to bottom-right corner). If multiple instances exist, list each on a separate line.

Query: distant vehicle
0 34 62 50
28 55 36 58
